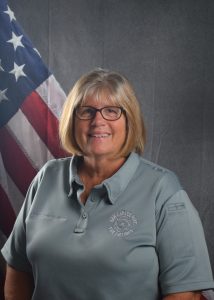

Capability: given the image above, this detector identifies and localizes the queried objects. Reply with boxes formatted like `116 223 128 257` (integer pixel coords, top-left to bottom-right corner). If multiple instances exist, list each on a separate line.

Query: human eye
104 107 120 116
78 107 95 119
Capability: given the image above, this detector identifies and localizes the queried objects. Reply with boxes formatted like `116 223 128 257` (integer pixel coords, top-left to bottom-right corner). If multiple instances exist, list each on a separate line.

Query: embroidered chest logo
108 210 138 237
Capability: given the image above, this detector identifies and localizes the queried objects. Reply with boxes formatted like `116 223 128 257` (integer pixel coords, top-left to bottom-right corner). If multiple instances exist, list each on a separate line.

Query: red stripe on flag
21 91 66 158
0 127 37 195
0 184 16 237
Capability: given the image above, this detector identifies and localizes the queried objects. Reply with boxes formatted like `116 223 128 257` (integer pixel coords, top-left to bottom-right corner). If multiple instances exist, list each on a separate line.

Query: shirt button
82 212 88 219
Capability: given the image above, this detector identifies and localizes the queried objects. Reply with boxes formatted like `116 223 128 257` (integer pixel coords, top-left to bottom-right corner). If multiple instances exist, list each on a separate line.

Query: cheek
120 117 127 135
74 120 85 146
74 119 86 136
74 120 92 153
74 120 79 142
115 118 127 142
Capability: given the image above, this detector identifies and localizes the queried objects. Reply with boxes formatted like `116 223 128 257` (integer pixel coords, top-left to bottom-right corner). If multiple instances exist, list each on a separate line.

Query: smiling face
74 90 127 161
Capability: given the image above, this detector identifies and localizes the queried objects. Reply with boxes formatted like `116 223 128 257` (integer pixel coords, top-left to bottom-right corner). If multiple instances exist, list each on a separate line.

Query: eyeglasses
75 106 124 121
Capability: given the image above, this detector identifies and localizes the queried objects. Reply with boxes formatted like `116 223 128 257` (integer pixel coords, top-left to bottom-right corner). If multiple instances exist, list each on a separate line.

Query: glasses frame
75 106 124 121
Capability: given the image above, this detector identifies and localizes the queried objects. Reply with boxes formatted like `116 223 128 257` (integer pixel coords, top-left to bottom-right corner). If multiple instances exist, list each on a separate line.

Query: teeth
91 134 110 138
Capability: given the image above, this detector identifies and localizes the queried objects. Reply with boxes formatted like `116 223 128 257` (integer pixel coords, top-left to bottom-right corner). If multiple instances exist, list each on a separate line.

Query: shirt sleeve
156 172 214 296
1 171 41 272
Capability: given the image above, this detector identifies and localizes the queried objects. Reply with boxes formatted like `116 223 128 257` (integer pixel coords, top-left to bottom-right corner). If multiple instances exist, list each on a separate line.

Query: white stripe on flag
7 109 54 170
36 74 66 119
0 153 24 214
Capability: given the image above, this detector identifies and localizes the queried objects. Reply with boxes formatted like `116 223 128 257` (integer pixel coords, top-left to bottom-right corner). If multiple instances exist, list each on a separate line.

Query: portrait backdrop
5 0 214 270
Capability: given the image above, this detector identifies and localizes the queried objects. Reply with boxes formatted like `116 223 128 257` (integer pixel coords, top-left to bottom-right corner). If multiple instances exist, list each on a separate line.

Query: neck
78 155 126 184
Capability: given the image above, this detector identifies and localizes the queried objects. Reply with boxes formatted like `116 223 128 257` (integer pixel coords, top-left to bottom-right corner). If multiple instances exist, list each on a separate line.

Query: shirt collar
68 156 83 197
68 152 140 203
102 152 140 204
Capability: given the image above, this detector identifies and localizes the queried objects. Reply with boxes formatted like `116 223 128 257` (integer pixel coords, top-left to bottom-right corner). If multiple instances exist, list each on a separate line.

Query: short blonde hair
59 68 146 156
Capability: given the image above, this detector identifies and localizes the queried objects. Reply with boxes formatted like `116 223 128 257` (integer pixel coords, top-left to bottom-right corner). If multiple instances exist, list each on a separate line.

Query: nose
91 110 106 125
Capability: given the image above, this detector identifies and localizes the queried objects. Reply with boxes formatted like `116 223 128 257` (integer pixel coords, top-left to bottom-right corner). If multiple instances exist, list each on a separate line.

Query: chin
87 149 114 158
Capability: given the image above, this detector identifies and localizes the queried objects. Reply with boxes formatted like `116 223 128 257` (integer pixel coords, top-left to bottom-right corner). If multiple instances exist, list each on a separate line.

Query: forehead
81 87 120 107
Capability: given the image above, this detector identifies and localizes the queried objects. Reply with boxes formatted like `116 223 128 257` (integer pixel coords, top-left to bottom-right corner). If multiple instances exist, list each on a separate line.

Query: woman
2 69 214 299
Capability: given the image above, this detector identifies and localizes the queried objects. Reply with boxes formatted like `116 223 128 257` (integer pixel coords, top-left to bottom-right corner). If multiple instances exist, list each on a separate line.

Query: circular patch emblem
108 210 137 237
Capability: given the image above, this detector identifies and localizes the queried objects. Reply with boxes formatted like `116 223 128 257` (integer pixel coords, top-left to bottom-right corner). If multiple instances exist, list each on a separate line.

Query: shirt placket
74 187 102 233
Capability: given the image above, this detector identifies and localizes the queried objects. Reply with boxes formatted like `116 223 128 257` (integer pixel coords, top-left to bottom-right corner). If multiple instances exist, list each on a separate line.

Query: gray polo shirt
2 152 214 299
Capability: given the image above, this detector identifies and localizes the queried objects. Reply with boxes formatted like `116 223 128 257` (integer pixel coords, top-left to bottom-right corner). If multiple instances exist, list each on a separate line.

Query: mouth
88 133 111 138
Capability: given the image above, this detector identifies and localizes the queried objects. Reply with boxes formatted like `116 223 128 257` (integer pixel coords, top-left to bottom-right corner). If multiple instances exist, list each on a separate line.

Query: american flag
0 0 66 238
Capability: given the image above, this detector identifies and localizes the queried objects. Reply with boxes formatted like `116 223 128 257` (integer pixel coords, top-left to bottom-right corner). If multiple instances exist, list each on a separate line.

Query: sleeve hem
1 247 32 273
162 281 214 296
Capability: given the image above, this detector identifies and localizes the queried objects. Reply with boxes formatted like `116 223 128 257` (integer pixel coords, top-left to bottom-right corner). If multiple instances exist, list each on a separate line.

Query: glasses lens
102 107 122 120
76 106 123 120
76 107 95 119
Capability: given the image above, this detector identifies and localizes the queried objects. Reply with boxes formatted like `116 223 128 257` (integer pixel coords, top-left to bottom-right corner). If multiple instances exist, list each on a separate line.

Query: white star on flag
9 62 27 81
0 59 4 71
4 5 16 22
7 32 24 51
0 88 9 103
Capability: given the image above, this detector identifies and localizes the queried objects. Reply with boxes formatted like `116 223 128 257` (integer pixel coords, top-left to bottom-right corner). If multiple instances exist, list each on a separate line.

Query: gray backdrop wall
8 0 214 270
